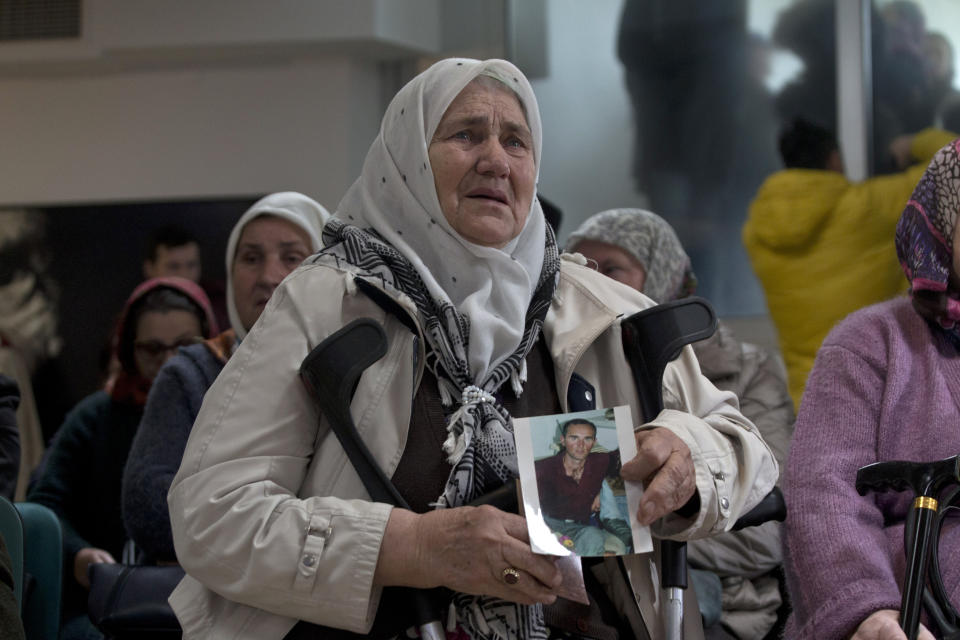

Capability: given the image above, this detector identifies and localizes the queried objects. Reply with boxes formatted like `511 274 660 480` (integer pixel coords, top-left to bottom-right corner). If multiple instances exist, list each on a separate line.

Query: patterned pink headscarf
896 138 960 336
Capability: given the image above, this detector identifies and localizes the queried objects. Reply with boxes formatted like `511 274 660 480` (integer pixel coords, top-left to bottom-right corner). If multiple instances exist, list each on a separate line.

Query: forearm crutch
857 455 960 640
300 318 446 640
621 297 786 640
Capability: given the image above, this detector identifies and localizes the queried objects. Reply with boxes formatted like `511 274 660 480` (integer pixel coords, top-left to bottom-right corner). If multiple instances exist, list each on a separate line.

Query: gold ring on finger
502 567 521 585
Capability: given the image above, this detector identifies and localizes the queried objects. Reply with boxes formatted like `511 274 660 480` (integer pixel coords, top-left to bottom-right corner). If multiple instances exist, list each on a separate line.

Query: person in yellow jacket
743 118 955 409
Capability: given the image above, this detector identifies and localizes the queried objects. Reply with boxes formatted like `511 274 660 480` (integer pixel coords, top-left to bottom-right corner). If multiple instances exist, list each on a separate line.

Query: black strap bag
87 562 184 639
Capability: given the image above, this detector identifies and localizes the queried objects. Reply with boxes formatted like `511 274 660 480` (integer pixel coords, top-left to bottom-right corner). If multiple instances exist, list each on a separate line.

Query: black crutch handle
732 486 786 531
856 456 960 498
300 318 408 507
621 298 787 596
299 318 445 640
621 297 718 424
621 299 718 596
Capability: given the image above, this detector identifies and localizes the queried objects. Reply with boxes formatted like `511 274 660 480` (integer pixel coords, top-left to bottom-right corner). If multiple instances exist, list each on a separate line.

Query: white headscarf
335 58 546 382
318 59 556 638
225 192 329 339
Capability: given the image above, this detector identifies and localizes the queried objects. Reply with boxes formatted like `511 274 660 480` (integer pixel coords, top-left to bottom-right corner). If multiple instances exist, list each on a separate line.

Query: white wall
0 56 385 209
0 0 447 209
1 0 441 64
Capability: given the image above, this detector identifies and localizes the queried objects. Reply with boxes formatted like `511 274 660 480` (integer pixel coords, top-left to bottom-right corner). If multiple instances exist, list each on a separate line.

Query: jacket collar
544 255 632 409
348 273 428 394
338 253 644 408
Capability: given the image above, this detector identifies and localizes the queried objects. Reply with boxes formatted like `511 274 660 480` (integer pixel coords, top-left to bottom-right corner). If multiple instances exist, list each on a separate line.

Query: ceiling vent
0 0 81 41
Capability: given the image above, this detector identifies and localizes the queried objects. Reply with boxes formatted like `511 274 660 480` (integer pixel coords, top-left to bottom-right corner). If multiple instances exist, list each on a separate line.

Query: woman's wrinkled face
232 216 312 331
571 239 647 293
133 309 202 380
428 78 535 248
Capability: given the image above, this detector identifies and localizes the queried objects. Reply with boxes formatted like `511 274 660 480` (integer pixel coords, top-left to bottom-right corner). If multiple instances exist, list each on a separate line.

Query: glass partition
871 0 960 174
613 0 833 315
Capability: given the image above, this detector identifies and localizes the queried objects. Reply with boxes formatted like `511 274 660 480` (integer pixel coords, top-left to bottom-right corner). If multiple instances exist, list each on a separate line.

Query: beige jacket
685 323 794 638
167 254 778 639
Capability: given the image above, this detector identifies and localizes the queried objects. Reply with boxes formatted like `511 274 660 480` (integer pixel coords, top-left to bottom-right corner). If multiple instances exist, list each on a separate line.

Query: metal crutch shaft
662 539 688 640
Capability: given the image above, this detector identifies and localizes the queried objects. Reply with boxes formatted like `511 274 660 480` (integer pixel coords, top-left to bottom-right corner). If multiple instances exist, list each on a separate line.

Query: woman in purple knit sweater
783 138 960 640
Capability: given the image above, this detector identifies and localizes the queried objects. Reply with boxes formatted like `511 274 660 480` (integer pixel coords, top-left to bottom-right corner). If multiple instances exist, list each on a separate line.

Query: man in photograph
534 418 628 555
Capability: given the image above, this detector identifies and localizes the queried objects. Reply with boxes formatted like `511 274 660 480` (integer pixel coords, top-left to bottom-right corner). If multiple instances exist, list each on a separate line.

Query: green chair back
16 502 62 640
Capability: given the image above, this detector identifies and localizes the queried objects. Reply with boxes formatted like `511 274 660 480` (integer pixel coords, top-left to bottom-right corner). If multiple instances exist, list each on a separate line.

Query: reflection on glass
616 0 824 315
768 0 837 136
870 0 960 174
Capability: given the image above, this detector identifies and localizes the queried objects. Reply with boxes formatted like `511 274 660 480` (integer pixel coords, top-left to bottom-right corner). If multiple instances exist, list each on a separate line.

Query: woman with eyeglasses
27 276 216 640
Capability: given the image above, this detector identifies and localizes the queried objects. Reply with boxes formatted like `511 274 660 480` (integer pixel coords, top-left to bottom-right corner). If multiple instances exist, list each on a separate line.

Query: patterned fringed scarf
313 218 560 639
896 138 960 346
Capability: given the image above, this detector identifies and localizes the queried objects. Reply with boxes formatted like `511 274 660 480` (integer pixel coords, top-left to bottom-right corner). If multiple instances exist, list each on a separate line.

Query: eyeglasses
133 337 201 359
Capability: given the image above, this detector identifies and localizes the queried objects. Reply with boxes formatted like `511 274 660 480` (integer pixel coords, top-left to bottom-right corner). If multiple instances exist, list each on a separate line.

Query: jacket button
584 390 593 403
720 497 730 510
714 471 725 481
577 618 590 633
302 554 316 567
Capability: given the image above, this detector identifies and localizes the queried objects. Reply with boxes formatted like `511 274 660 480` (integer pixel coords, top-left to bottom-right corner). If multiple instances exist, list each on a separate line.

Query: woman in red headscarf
28 276 216 640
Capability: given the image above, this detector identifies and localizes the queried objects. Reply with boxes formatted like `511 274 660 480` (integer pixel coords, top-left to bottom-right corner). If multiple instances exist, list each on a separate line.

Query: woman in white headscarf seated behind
166 58 777 639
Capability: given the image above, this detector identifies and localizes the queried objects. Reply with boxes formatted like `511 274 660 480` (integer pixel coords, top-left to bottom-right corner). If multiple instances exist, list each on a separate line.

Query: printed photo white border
514 405 652 557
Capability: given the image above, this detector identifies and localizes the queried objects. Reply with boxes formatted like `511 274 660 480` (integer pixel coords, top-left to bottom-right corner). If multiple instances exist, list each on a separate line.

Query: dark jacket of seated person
0 375 24 639
0 374 20 501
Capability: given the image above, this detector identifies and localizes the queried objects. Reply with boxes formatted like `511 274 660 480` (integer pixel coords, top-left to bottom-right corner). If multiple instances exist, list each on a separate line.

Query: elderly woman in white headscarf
568 208 794 639
167 59 776 640
122 192 329 564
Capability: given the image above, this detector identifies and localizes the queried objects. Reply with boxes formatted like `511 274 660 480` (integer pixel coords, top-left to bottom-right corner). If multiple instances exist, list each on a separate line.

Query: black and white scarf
313 217 560 639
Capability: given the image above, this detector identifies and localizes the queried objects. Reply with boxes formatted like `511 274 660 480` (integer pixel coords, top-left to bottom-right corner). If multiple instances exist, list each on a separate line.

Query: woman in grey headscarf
167 60 776 640
568 208 794 639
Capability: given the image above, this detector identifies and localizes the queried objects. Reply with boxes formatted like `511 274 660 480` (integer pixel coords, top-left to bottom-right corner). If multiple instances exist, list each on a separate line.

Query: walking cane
923 482 960 639
856 455 960 640
621 297 786 640
300 318 446 640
